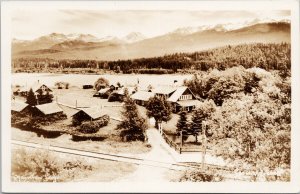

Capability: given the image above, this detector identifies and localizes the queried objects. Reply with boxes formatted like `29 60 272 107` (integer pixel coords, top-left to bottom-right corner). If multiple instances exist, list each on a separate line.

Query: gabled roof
98 88 110 94
131 91 155 101
116 87 136 95
72 107 108 120
31 82 52 92
20 82 52 93
167 86 197 102
153 86 177 95
35 103 63 115
11 101 29 112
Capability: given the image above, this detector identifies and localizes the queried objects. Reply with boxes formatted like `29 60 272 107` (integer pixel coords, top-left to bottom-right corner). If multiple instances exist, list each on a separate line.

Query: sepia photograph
1 0 300 193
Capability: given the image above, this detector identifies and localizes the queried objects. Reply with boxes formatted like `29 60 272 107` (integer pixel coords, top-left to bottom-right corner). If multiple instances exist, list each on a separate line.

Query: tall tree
118 93 147 141
94 77 109 91
176 111 189 137
190 110 202 142
26 88 37 106
146 96 172 128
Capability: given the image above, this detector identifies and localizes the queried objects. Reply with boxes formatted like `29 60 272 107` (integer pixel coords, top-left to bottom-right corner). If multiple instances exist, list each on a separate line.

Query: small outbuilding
11 101 31 114
71 107 109 124
131 91 155 106
34 102 64 116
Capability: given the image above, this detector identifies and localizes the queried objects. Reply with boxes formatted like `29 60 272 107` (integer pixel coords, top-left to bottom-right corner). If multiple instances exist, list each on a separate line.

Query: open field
12 127 151 155
12 73 193 89
12 145 137 182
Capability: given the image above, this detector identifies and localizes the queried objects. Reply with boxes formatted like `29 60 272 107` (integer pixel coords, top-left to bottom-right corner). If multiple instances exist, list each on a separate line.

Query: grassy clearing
12 145 137 182
12 87 151 155
12 127 151 155
53 87 123 109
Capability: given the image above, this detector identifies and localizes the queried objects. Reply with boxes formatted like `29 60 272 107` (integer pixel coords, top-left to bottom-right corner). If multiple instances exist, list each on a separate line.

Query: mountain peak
123 32 146 43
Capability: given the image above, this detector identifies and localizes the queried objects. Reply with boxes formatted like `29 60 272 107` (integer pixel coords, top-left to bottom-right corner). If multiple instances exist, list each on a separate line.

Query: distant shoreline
12 68 197 75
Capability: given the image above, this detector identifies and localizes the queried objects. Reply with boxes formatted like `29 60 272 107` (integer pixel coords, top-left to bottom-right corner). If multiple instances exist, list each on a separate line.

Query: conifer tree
26 88 37 106
176 111 189 139
118 92 147 141
191 109 202 142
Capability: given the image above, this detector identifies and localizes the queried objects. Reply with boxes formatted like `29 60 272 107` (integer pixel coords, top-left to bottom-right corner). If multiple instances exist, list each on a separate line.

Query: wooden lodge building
129 86 199 112
167 86 200 112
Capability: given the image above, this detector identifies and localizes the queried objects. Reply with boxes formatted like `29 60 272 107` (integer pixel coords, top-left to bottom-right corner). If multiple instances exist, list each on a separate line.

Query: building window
180 95 192 100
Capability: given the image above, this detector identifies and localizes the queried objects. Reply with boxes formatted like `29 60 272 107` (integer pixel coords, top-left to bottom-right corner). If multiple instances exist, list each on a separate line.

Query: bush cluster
78 115 110 134
108 92 120 102
11 112 67 129
180 169 224 182
12 148 93 182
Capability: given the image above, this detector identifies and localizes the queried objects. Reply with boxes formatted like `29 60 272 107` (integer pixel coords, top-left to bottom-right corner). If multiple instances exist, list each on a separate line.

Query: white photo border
1 0 300 193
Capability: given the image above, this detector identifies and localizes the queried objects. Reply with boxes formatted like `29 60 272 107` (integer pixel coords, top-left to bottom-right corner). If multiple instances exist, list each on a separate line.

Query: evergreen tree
118 93 147 141
176 111 189 134
146 96 172 128
190 110 202 142
26 88 37 106
176 111 190 141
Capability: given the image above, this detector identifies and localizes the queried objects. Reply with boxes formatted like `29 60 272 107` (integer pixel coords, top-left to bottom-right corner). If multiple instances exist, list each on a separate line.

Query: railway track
12 139 231 172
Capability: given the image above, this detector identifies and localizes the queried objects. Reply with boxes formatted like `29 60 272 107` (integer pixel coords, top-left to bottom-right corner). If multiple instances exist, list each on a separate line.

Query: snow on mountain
98 36 119 42
122 32 146 43
12 38 30 44
170 18 290 35
66 33 100 42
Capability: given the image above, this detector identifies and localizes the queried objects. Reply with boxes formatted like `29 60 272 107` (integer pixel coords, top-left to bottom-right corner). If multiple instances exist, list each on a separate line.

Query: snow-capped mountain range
12 18 290 60
13 18 289 44
169 18 290 35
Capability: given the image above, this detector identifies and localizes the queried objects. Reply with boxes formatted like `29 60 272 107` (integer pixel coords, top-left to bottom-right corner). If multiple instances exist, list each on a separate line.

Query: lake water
12 73 194 88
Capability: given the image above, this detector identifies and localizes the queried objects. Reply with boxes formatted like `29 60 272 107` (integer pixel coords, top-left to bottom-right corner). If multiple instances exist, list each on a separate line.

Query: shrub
179 169 224 182
12 148 93 182
120 129 146 141
78 115 110 134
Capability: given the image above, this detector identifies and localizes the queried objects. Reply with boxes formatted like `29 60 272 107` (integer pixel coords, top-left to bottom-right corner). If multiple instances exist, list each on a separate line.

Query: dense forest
184 66 290 179
13 43 290 74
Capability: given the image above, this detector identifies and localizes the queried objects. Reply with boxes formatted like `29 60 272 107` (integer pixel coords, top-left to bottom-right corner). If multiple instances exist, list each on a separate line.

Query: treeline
13 43 290 73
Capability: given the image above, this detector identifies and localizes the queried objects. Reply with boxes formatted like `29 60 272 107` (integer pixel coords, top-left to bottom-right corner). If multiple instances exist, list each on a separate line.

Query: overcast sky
12 10 290 40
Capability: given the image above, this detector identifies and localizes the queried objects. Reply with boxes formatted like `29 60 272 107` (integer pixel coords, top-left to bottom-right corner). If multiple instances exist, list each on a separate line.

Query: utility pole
180 130 183 148
202 121 207 170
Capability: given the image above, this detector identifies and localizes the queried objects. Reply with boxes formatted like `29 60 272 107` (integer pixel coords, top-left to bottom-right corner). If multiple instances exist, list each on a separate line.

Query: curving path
116 128 181 182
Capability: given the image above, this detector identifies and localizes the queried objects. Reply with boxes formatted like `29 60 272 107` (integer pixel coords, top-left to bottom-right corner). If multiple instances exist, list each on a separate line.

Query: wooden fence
161 131 212 154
